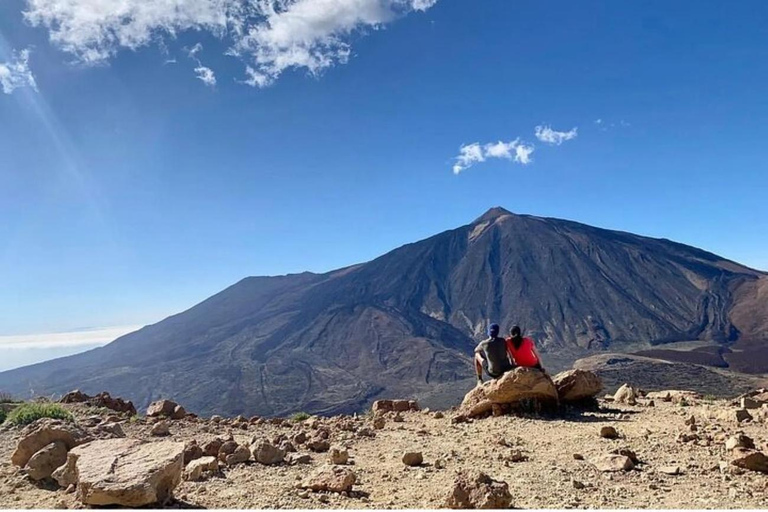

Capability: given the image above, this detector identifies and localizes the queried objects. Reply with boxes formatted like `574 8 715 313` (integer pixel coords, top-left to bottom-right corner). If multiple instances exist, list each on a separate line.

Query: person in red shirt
505 325 544 371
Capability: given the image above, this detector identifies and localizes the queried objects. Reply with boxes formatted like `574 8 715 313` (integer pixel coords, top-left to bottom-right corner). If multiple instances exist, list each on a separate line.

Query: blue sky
1 1 767 367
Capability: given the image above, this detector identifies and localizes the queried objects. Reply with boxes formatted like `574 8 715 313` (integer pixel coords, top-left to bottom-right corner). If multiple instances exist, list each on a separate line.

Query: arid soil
2 395 768 509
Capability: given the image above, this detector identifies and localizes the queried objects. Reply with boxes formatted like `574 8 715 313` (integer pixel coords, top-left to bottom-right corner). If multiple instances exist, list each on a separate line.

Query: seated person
474 323 514 385
505 325 544 371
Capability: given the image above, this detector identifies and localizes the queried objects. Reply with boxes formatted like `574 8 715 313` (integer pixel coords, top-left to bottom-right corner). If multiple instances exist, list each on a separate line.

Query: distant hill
1 207 766 416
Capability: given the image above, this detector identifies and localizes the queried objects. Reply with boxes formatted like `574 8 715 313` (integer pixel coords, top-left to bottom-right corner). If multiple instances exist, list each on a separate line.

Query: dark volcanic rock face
1 207 765 416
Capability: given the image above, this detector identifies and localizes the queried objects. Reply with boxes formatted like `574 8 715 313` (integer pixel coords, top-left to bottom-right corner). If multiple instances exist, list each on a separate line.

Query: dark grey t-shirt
475 336 513 378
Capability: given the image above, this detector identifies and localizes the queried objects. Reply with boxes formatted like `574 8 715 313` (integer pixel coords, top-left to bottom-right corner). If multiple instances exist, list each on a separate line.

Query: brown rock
726 434 755 451
60 390 89 403
11 419 91 468
731 449 768 473
402 451 423 466
573 453 584 461
252 441 285 465
292 432 307 445
90 392 137 415
329 447 349 465
183 441 203 465
146 400 178 418
736 409 753 423
600 426 619 439
287 453 312 465
393 412 404 423
553 369 603 402
434 411 445 419
301 466 356 493
25 441 68 481
218 440 238 462
613 384 638 405
151 420 170 437
610 447 639 464
307 438 331 452
460 368 558 418
445 470 512 509
202 438 224 457
659 465 681 475
373 417 386 429
183 456 218 481
592 454 634 472
225 445 251 466
171 405 186 420
54 438 183 507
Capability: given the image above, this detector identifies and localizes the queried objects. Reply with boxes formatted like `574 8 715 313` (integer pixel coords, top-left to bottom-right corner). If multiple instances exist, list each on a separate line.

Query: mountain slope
1 207 765 416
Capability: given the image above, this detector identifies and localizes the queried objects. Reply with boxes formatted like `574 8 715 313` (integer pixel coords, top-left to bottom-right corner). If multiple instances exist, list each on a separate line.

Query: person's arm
531 342 546 372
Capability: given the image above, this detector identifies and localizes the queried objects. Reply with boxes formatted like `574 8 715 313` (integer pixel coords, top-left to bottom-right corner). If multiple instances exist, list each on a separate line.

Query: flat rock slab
54 438 184 507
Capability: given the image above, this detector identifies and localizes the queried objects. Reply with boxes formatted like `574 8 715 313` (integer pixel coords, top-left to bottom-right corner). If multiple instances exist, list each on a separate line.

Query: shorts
482 360 509 379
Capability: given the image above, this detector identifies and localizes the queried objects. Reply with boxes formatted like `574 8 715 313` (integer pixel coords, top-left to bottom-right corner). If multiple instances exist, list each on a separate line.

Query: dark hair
509 325 523 349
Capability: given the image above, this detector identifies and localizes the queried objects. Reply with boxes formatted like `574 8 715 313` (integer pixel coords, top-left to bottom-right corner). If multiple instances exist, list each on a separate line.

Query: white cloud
194 65 217 86
22 0 437 87
0 48 37 94
0 325 141 350
452 138 534 175
534 125 577 145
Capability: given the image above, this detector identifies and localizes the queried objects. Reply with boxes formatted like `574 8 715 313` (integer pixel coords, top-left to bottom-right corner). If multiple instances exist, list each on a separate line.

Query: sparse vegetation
0 409 6 424
678 398 690 407
5 403 73 426
0 392 15 403
291 411 310 422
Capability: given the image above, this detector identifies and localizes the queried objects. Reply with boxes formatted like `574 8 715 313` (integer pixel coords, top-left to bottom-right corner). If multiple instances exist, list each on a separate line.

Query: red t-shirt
506 337 540 367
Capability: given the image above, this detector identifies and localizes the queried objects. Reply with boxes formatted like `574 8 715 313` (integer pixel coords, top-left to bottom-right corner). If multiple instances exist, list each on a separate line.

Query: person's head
510 325 522 338
488 323 500 337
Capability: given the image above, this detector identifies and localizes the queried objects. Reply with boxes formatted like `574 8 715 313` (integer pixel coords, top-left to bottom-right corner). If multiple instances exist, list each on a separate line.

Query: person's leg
474 353 484 385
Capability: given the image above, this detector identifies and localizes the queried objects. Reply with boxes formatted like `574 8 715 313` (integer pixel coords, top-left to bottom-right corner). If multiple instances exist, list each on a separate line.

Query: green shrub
0 409 6 424
5 403 73 426
0 392 15 403
291 412 311 422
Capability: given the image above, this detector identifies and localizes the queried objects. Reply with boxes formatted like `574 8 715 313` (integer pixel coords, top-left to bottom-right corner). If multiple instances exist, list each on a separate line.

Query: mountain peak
474 206 514 223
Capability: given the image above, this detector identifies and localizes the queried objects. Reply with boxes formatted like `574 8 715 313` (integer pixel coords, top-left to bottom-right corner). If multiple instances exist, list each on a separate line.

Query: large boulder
53 438 184 507
553 369 603 402
731 449 768 473
371 399 419 415
59 390 136 415
11 419 91 468
444 470 512 509
25 441 68 481
613 384 639 405
460 368 558 418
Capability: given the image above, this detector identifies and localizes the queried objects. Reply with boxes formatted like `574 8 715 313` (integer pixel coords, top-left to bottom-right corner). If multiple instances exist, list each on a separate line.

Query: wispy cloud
452 139 534 175
534 125 577 145
186 43 217 87
0 48 37 94
0 325 141 350
21 0 438 87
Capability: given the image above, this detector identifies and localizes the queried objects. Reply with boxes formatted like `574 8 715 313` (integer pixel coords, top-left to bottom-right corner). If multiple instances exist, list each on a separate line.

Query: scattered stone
434 411 445 419
292 432 307 445
287 453 312 465
659 466 681 475
307 438 331 452
592 454 634 472
94 422 125 438
12 419 92 468
183 456 218 482
25 441 68 481
252 441 285 465
726 434 755 451
60 390 136 415
572 480 585 490
552 369 603 402
393 412 404 423
435 459 445 469
373 417 386 429
225 445 251 466
279 441 296 453
647 400 655 407
301 466 356 493
444 470 512 509
202 438 224 457
684 415 696 426
730 449 768 473
736 409 753 423
171 405 187 420
151 420 170 437
210 415 223 423
610 448 639 464
573 453 584 461
741 397 761 409
613 384 638 405
506 450 528 463
218 440 238 462
402 451 423 466
600 426 619 439
60 390 88 403
146 400 178 418
183 440 203 465
53 438 184 507
329 447 349 465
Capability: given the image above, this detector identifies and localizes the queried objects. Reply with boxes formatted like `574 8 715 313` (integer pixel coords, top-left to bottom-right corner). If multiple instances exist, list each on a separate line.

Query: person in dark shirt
473 323 515 386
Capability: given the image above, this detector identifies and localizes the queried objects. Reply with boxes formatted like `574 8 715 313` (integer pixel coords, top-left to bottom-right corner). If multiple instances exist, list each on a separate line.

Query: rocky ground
2 388 768 509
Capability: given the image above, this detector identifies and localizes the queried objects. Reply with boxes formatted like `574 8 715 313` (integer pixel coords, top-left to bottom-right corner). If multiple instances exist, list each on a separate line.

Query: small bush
291 412 311 422
0 409 6 424
5 403 73 426
0 392 15 403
